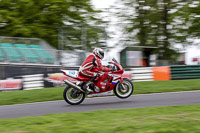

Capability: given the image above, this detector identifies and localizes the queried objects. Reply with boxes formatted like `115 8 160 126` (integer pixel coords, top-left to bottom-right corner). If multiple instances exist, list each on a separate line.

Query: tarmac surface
0 90 200 119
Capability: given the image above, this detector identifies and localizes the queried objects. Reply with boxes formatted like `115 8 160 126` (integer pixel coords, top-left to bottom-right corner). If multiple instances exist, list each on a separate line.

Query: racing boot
83 73 99 93
83 81 93 93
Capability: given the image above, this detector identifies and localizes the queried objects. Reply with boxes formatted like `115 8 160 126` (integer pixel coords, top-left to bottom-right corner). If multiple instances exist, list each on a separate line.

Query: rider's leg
84 73 100 92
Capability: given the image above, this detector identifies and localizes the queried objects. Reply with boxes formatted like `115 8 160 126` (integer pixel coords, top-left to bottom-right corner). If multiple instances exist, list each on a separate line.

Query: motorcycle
61 58 134 105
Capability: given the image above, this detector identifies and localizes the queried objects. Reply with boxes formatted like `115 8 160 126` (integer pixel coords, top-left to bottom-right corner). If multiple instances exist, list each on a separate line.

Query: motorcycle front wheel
63 86 85 105
114 78 134 99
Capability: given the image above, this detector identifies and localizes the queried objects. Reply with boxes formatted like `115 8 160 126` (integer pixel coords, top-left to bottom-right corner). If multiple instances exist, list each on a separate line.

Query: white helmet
93 48 104 60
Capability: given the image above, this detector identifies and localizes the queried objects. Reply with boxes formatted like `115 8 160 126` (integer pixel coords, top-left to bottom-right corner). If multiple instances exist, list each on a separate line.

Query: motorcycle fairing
91 71 123 94
61 70 78 78
61 70 90 81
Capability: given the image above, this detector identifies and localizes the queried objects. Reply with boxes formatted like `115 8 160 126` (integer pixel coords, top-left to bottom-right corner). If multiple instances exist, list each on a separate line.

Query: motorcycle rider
79 48 114 92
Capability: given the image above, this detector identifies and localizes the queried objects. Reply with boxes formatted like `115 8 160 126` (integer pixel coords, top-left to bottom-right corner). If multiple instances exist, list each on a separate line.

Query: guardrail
171 65 200 80
1 65 200 91
22 74 44 90
131 67 154 82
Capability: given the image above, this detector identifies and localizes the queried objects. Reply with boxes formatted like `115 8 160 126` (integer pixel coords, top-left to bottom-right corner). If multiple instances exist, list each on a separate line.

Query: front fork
118 82 126 90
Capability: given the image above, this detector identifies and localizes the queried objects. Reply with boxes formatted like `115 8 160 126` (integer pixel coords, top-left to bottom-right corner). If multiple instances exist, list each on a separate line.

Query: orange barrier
153 66 171 81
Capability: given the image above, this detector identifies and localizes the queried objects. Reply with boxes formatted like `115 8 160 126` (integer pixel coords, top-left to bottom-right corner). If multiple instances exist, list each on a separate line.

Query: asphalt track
0 90 200 119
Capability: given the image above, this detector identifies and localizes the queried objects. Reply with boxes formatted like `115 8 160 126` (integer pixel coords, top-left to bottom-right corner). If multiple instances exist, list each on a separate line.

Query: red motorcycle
61 58 134 105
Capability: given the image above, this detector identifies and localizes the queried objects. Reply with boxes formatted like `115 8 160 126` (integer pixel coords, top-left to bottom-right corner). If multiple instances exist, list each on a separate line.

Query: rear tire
63 86 85 105
114 78 134 99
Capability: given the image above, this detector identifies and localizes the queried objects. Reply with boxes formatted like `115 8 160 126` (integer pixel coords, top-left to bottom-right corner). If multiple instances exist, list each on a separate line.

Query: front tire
114 78 134 99
63 86 85 105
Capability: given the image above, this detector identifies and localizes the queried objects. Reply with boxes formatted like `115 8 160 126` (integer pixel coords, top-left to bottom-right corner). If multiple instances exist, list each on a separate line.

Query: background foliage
1 0 200 58
117 0 198 60
0 0 104 50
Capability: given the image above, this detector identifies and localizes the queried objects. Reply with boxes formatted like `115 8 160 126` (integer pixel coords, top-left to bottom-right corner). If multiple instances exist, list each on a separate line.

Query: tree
58 23 108 51
0 0 104 50
175 1 200 44
117 0 192 60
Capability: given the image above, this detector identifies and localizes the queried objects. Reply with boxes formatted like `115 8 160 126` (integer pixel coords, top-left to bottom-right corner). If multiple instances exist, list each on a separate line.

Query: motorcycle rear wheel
114 78 134 99
63 86 85 105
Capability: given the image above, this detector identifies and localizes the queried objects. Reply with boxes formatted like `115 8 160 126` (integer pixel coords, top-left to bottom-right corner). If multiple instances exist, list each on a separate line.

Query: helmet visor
99 50 104 59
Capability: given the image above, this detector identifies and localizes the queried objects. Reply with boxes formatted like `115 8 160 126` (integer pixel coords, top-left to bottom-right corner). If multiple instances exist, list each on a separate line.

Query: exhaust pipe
64 80 85 93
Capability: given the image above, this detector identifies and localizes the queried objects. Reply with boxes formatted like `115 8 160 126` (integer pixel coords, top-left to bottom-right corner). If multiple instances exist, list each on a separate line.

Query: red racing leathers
79 54 111 78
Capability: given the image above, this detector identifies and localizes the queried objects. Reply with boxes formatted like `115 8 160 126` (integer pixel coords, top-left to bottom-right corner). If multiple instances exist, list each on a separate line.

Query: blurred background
0 0 200 90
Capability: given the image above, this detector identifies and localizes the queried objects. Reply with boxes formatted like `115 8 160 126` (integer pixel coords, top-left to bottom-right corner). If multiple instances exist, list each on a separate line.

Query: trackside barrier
131 67 153 81
4 65 200 92
153 66 171 81
171 65 200 80
0 79 22 91
22 74 44 90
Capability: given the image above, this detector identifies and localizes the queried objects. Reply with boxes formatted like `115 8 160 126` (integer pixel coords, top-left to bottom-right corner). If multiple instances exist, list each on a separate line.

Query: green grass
134 79 200 94
0 87 64 105
0 79 200 106
0 104 200 133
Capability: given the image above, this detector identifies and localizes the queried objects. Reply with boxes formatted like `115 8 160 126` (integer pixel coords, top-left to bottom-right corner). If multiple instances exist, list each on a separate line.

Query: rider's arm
92 57 111 72
102 66 111 72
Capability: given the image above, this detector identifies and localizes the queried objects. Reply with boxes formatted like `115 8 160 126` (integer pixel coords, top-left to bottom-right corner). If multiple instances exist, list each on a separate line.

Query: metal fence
171 65 200 80
0 36 41 45
0 47 86 66
0 36 89 66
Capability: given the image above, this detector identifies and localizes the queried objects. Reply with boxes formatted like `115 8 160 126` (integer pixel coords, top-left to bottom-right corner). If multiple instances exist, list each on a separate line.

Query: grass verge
0 104 200 133
0 79 200 105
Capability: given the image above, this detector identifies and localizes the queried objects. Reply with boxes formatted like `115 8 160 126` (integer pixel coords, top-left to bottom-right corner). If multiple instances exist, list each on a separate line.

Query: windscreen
112 58 119 64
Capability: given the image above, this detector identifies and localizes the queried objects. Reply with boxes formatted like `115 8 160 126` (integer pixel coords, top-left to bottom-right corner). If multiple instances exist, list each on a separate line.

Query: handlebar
108 62 119 71
107 61 124 73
